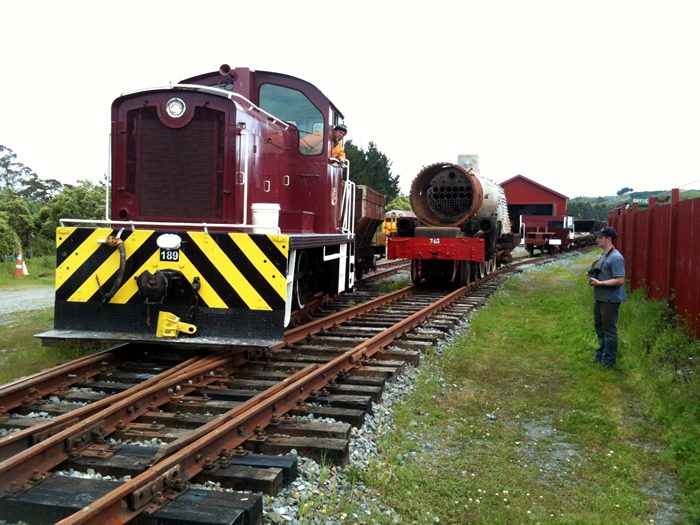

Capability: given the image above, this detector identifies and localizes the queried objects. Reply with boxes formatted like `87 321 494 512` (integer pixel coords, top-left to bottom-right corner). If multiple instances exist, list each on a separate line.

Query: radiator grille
128 106 224 219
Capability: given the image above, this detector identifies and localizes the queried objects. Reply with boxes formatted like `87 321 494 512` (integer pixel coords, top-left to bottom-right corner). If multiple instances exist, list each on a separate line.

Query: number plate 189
160 249 180 262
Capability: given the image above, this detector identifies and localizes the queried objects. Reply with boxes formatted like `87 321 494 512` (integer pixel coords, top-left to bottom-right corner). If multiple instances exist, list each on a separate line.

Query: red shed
500 174 568 227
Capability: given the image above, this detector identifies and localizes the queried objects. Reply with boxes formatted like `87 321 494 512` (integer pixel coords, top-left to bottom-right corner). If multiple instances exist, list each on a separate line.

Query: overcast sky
2 0 699 198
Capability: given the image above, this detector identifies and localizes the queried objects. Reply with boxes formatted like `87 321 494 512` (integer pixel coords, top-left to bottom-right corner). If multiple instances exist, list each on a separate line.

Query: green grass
377 277 412 294
0 255 55 288
309 253 699 523
0 308 102 384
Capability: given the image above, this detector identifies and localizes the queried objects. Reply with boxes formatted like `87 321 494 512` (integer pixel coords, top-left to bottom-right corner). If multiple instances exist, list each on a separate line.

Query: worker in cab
331 123 347 162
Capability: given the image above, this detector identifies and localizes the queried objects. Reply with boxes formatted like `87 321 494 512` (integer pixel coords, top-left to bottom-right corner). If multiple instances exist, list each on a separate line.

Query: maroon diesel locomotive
42 66 383 347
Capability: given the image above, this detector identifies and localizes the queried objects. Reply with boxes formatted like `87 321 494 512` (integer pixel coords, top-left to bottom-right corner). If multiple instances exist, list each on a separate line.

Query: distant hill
568 190 700 221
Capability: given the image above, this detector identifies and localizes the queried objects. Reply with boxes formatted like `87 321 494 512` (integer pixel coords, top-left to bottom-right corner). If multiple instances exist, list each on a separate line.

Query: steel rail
374 259 410 270
150 365 319 463
0 285 413 461
57 283 476 524
282 255 532 350
0 353 247 494
0 348 123 415
0 355 202 462
358 261 411 283
3 254 558 520
0 255 537 423
280 285 414 347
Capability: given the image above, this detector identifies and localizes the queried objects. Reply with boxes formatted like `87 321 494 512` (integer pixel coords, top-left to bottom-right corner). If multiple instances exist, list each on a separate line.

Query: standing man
588 227 626 367
331 123 347 162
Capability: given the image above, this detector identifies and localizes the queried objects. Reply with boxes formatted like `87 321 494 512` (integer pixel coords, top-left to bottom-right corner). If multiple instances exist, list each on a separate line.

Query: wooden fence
609 189 700 338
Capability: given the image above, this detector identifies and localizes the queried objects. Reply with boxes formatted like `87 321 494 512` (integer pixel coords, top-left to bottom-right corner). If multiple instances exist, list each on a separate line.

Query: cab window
259 83 324 156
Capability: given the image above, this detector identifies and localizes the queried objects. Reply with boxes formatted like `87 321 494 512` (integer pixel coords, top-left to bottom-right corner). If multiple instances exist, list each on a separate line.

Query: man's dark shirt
593 249 626 303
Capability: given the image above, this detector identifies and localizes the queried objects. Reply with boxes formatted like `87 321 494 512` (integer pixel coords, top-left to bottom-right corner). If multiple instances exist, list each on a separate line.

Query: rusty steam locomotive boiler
387 162 520 285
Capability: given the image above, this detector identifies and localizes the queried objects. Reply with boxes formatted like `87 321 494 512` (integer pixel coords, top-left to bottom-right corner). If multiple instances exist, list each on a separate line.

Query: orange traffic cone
14 251 24 279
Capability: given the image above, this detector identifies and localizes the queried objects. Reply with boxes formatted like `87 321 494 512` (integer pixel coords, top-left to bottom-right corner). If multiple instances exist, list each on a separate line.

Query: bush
0 212 19 260
33 180 106 255
620 289 700 519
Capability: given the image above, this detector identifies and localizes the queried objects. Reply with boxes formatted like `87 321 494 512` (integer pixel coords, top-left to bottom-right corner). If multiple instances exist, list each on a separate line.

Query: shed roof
500 174 569 200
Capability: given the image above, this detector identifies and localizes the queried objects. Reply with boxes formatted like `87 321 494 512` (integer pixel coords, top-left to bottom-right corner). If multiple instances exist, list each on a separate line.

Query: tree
0 212 20 260
1 145 35 193
567 199 612 221
346 141 400 201
0 190 34 252
34 180 106 254
616 187 633 196
386 195 412 211
0 145 22 192
19 173 64 202
0 145 63 203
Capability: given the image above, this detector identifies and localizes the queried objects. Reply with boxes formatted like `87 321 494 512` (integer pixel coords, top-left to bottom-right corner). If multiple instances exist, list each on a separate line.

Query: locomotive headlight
166 98 186 118
157 233 182 250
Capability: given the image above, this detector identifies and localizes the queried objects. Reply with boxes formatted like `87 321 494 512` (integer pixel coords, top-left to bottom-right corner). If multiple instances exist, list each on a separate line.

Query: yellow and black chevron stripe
55 227 288 311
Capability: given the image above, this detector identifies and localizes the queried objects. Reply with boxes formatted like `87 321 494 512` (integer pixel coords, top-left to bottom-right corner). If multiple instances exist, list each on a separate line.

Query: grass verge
377 277 412 294
317 252 698 524
0 308 103 384
0 255 55 288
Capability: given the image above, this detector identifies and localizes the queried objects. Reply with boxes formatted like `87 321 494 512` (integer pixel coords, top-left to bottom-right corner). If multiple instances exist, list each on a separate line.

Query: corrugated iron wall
609 189 700 338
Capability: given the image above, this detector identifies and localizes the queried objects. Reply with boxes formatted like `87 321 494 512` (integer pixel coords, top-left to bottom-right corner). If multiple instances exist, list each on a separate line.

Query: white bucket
251 203 281 233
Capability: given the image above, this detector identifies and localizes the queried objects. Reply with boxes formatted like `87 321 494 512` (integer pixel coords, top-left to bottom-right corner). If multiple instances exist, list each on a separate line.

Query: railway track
0 256 553 524
357 259 411 284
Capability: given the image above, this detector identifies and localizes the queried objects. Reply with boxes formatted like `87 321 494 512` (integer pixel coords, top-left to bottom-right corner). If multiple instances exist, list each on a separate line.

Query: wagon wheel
458 260 471 286
488 255 497 273
294 250 313 308
471 261 483 280
411 259 422 285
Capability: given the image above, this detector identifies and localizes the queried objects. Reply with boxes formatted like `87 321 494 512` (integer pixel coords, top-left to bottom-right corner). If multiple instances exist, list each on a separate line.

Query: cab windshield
259 83 324 156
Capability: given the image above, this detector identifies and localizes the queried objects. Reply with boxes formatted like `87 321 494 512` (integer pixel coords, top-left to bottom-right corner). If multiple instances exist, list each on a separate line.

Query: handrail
104 136 111 221
238 129 249 225
338 159 355 235
58 218 281 235
343 181 356 235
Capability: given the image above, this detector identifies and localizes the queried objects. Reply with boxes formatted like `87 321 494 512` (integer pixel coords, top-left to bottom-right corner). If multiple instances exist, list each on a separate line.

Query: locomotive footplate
41 226 290 347
40 303 284 347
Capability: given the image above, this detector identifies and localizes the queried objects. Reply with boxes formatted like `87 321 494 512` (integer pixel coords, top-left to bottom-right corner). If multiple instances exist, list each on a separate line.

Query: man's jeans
594 301 620 366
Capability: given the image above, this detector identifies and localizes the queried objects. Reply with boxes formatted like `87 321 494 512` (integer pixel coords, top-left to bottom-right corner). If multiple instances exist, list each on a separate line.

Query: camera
587 267 602 279
587 260 602 279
